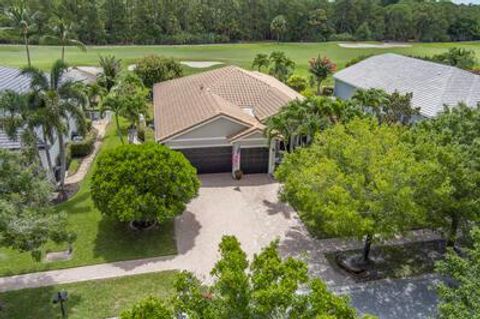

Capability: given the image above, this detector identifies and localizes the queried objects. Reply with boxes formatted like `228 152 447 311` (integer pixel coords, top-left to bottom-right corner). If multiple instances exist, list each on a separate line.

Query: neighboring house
0 66 93 179
334 53 480 118
153 66 303 175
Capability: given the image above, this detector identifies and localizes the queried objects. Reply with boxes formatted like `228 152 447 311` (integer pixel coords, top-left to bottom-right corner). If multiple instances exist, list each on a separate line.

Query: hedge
70 129 98 158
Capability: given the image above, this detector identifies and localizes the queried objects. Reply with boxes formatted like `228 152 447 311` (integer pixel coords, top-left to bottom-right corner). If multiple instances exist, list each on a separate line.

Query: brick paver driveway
176 173 304 281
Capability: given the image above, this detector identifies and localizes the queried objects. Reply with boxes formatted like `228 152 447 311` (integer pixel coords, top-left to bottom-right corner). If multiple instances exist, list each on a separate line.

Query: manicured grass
0 271 177 319
1 42 479 73
68 158 81 176
0 119 177 276
325 239 446 282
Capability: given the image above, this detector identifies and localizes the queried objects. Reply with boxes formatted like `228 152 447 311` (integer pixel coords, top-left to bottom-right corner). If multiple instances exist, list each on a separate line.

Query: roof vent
200 84 204 90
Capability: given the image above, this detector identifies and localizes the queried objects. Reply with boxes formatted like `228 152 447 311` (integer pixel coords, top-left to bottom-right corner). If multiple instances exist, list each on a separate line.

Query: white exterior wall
164 117 249 149
334 79 357 100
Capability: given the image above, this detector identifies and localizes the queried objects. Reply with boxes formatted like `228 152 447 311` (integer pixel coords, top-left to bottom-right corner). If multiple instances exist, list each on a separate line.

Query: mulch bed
325 239 447 282
51 183 80 204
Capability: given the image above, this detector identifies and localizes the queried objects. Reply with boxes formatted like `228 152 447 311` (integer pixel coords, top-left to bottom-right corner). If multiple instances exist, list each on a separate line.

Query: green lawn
0 119 177 276
0 271 177 319
1 41 479 74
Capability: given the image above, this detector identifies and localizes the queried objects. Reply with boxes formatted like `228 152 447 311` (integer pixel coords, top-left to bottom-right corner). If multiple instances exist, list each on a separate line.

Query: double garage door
178 147 268 174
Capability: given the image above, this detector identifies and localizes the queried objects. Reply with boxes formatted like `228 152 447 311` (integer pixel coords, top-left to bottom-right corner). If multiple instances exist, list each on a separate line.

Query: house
334 53 480 118
153 66 303 175
0 66 94 178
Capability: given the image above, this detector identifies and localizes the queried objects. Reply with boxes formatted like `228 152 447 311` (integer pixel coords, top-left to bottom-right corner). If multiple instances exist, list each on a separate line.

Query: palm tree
252 53 270 71
270 15 287 43
21 60 88 198
0 90 41 162
308 55 336 95
352 88 389 116
268 51 295 83
98 55 122 92
42 16 87 62
1 3 39 67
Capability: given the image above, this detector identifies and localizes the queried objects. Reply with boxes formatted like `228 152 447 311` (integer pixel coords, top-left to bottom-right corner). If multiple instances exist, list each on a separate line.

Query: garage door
241 147 269 174
178 147 232 174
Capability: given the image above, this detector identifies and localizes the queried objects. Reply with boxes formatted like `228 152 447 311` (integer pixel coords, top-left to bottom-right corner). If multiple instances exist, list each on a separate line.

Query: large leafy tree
0 150 70 260
91 143 200 226
21 60 88 197
268 51 295 83
1 2 39 66
134 55 183 89
276 118 428 264
122 236 373 318
435 227 480 318
42 16 87 62
308 55 336 95
407 104 480 247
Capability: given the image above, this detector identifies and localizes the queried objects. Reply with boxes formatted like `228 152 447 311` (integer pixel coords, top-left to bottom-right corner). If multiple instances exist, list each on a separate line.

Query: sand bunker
181 61 224 68
338 42 412 49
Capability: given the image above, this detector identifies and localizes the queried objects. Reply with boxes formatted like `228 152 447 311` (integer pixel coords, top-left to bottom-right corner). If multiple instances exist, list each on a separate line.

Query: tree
1 2 39 66
21 60 88 198
276 118 428 265
122 236 372 318
308 55 336 95
265 96 361 152
407 104 480 247
134 55 183 89
98 55 122 92
42 16 87 62
270 15 287 42
101 72 149 144
431 47 477 70
251 53 269 71
286 74 308 92
0 90 42 163
121 296 172 319
91 143 200 227
0 150 70 260
268 51 295 83
355 22 372 41
435 227 480 318
352 89 419 125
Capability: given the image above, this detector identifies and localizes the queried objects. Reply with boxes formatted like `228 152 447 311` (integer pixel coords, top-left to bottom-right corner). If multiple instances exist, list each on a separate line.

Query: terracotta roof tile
154 66 302 141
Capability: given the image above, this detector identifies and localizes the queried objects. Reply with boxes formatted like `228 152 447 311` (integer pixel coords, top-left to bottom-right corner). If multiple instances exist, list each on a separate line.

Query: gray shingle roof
0 130 22 149
0 66 32 93
334 53 480 118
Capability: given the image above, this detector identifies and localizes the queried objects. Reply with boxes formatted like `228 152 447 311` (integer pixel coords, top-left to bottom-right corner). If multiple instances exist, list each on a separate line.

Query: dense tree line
1 0 479 45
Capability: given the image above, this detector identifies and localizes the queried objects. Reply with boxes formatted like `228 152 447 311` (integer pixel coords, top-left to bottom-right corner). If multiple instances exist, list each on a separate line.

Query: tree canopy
275 118 429 263
2 0 479 45
91 143 200 225
121 236 373 318
0 150 70 260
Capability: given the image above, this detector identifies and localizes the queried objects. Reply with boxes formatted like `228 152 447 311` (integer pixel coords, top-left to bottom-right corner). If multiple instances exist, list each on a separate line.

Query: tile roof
334 53 480 118
154 66 303 141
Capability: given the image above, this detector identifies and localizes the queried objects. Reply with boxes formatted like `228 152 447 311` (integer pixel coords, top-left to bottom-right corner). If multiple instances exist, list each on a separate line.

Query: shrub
330 32 354 41
70 129 97 158
91 143 200 224
120 296 172 319
345 54 374 68
134 55 183 89
286 75 308 92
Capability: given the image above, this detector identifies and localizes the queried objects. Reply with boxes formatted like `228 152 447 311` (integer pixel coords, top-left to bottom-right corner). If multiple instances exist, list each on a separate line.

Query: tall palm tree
21 60 88 198
42 16 87 62
1 3 39 67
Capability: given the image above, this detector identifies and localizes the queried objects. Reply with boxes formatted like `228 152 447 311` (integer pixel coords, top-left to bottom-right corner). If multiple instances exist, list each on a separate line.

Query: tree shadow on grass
0 284 82 319
92 215 178 265
55 192 92 215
